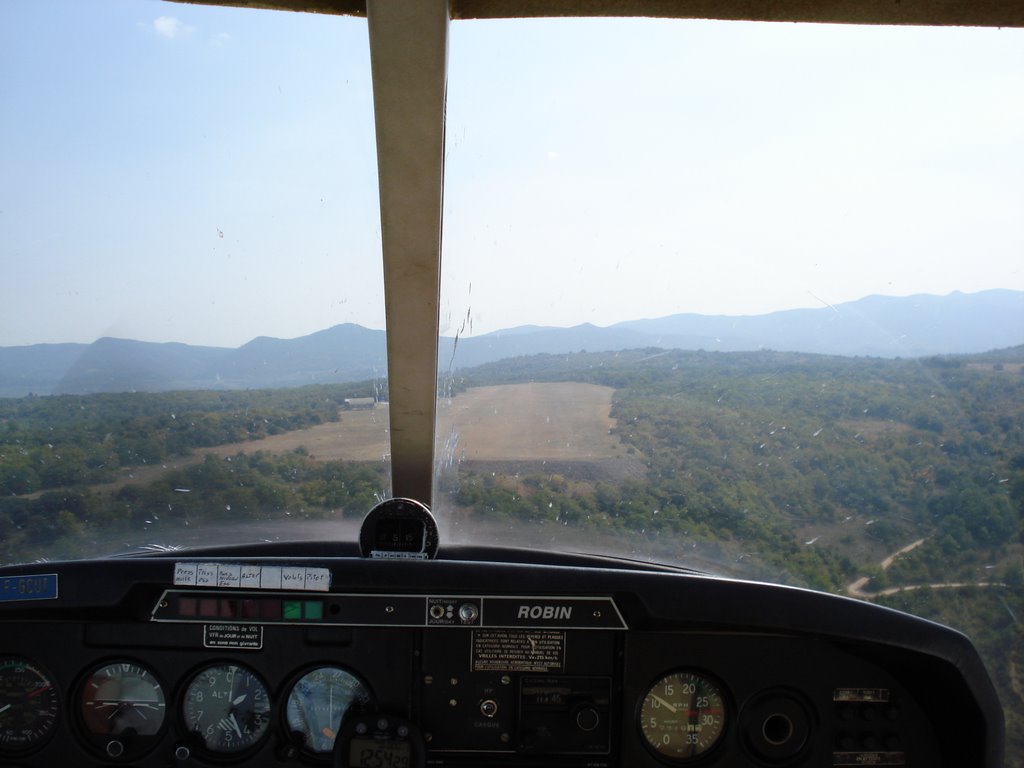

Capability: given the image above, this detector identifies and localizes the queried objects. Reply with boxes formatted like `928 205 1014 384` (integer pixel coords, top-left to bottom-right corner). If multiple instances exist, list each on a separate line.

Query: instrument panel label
833 752 906 766
484 597 626 629
833 688 890 703
472 630 565 673
174 562 330 592
0 573 58 602
203 623 264 650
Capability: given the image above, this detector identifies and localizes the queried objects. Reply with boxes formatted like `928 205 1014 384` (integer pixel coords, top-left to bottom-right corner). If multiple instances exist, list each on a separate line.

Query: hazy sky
2 1 1022 347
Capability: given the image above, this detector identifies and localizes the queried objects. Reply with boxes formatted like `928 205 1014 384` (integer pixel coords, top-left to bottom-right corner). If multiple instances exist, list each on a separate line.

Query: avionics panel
0 555 1004 767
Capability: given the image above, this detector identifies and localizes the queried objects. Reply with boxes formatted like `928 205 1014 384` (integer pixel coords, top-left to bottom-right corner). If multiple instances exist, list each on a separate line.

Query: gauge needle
232 693 247 706
27 685 52 699
0 703 11 715
228 713 243 738
651 695 678 713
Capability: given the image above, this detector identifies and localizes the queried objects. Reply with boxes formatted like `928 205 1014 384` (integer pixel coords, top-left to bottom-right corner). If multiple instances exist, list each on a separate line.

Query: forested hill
1 289 1021 396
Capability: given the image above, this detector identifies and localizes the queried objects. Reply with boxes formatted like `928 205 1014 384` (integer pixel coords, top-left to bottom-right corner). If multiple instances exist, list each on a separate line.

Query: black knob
576 707 600 731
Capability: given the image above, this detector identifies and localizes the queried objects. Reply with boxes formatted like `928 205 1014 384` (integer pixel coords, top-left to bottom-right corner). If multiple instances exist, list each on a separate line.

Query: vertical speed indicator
639 671 727 761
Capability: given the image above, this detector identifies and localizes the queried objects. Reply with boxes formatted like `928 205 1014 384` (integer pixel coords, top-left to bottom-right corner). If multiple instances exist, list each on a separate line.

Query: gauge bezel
636 668 730 764
74 658 167 761
0 656 60 757
178 660 273 760
737 687 815 764
281 663 375 761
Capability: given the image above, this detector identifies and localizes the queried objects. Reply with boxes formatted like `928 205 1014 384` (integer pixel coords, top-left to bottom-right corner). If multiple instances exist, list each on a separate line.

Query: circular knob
576 707 600 731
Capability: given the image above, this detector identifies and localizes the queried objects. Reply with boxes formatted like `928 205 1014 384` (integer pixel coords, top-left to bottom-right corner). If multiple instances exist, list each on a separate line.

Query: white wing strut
367 0 449 505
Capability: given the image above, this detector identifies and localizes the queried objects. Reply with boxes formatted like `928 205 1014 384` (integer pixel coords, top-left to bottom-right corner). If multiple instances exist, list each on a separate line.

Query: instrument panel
0 550 1004 767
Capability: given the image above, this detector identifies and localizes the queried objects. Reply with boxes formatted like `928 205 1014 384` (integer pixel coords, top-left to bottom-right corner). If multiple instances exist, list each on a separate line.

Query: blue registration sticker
0 574 59 602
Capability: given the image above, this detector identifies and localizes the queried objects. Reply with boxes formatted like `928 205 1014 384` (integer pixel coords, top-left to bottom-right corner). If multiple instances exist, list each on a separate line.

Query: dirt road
846 538 925 598
846 537 1008 598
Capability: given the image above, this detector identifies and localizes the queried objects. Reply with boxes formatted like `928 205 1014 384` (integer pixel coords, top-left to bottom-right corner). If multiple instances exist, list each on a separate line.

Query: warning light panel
167 594 326 623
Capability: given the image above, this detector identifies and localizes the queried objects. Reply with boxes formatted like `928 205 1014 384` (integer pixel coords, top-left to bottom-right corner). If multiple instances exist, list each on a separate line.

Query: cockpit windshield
435 16 1023 562
0 1 389 557
433 18 1024 756
0 3 1022 763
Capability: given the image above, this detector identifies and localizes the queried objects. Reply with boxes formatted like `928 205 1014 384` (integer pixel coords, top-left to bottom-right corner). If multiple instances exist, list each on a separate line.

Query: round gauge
0 657 59 753
80 661 166 737
78 660 165 759
639 671 727 761
181 663 271 755
285 666 372 755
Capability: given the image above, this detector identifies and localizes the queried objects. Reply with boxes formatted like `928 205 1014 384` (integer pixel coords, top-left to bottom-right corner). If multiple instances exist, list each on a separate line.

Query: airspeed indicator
0 658 59 754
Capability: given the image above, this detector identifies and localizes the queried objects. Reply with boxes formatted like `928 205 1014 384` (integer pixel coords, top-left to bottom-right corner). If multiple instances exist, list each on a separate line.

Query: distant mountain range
1 289 1021 397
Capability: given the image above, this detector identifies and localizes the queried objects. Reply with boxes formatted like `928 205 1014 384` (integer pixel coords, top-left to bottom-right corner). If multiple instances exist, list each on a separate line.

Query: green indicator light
304 601 323 620
283 600 302 620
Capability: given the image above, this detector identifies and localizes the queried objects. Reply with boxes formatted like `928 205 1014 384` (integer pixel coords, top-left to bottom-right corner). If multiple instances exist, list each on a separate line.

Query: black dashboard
0 541 1004 767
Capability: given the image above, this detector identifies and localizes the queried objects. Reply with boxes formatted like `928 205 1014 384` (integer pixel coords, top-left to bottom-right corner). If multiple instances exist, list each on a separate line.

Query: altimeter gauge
0 657 59 754
182 663 271 755
639 670 727 761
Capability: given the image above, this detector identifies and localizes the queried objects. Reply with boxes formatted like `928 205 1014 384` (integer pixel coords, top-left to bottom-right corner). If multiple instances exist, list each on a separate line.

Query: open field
69 407 391 497
967 362 1024 373
839 418 914 440
220 406 391 462
437 382 622 461
30 383 624 497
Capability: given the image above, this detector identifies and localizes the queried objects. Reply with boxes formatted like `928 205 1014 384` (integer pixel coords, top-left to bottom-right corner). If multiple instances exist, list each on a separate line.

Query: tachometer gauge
79 661 165 759
181 663 271 755
285 666 372 756
639 671 727 761
0 657 59 754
